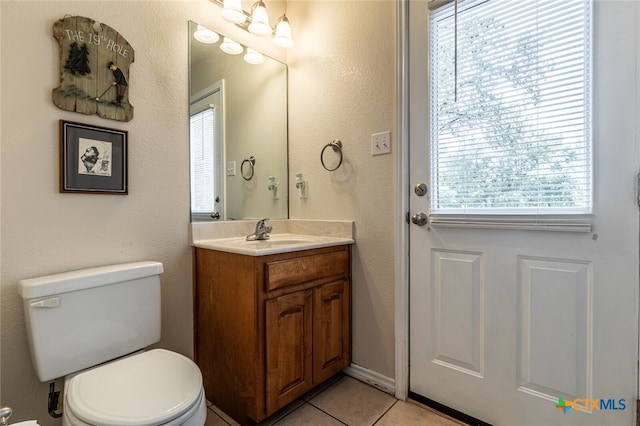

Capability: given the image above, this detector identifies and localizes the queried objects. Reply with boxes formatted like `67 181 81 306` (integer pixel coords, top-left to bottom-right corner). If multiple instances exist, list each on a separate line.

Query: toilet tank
18 261 163 382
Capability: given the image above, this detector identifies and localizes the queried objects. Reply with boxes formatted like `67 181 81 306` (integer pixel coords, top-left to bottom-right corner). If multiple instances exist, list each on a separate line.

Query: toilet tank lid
18 261 164 300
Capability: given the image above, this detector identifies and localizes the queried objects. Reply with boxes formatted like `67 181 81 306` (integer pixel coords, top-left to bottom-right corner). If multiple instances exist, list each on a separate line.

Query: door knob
411 212 429 226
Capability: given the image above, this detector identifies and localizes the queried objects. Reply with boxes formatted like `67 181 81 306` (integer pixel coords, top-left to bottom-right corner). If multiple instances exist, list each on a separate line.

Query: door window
430 0 592 216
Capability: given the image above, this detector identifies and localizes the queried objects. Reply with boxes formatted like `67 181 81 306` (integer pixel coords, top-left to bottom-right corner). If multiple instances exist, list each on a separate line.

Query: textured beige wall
287 0 397 379
1 0 397 423
0 0 278 422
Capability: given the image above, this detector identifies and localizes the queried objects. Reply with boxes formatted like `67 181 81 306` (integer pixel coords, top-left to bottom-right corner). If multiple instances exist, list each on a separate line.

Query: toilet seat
65 349 204 426
63 390 206 426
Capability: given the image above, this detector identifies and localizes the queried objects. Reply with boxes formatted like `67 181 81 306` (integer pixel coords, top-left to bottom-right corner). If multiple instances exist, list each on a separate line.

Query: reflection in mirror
189 21 288 221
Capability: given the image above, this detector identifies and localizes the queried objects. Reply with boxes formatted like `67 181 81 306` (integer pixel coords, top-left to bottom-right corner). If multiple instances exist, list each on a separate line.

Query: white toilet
18 261 207 426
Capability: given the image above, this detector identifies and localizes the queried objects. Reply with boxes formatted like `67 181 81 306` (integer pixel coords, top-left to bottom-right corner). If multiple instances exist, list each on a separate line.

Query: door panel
516 256 592 400
408 1 639 425
428 249 484 377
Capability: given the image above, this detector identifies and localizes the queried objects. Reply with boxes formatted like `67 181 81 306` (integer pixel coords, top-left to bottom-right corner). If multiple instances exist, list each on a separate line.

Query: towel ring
241 156 255 181
321 140 343 171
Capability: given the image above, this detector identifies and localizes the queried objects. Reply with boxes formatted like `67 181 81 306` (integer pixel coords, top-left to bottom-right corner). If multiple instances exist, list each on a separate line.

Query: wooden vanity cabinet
194 244 352 425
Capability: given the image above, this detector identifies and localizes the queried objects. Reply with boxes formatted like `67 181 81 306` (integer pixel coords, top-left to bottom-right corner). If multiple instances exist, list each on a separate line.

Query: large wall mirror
189 21 288 221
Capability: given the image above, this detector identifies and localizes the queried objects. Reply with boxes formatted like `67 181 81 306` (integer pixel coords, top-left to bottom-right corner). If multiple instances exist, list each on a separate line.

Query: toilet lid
66 349 203 426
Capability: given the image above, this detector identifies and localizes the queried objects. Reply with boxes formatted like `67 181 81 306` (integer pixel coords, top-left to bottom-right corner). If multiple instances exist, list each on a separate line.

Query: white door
408 1 639 425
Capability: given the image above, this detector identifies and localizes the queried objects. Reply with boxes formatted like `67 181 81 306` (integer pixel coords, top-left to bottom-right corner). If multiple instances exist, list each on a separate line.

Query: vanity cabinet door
265 290 314 414
313 279 351 384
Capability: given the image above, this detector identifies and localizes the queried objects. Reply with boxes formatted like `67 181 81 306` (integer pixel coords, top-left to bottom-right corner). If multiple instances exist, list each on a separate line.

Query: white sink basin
193 233 354 256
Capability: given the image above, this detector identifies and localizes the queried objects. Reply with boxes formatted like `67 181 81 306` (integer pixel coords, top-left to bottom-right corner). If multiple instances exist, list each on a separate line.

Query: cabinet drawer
265 249 349 291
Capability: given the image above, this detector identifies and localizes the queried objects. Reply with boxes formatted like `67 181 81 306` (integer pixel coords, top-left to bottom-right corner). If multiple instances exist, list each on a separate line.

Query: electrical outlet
371 131 391 156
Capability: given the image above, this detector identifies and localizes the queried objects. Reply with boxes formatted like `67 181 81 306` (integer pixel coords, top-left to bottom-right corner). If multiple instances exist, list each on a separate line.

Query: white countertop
192 233 354 256
190 219 355 256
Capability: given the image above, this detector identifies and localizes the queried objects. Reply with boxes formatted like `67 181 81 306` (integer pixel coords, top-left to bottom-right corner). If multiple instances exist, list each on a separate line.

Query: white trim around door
394 0 410 402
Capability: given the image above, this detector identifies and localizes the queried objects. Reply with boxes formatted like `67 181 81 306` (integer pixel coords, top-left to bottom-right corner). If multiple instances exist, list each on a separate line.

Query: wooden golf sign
52 16 134 122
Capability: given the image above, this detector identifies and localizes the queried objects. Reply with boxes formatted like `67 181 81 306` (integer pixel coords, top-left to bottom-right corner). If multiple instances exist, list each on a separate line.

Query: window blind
190 108 216 214
429 0 593 217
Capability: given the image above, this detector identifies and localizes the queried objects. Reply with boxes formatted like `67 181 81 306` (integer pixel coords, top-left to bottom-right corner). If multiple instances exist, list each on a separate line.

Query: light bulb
193 25 220 44
220 37 243 55
248 1 272 36
273 15 294 48
221 0 246 24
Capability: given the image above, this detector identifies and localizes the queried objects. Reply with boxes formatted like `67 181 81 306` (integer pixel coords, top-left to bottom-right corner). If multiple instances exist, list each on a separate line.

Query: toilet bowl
62 350 206 426
18 262 206 426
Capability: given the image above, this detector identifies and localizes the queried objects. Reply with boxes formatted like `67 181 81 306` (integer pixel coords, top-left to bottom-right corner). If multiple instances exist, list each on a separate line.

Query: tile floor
205 374 467 426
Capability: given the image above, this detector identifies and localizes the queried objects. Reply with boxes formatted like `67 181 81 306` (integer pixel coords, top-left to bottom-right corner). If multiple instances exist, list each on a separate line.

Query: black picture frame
60 120 128 194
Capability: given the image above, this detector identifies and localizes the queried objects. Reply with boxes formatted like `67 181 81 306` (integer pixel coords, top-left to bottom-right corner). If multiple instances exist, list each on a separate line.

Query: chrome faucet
246 218 272 241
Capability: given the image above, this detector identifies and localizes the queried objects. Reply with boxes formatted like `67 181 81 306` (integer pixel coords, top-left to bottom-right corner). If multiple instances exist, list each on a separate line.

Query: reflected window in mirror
190 82 224 221
189 21 289 222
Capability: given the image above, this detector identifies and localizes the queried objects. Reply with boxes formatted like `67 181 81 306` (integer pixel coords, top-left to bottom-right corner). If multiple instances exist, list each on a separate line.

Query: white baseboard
343 363 396 396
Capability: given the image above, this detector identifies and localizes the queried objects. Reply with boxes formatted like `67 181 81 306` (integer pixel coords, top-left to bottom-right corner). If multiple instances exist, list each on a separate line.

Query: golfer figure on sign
108 62 128 106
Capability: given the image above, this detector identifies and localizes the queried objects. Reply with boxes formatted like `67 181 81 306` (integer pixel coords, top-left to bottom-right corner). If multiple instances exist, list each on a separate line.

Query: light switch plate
371 131 391 156
226 161 236 176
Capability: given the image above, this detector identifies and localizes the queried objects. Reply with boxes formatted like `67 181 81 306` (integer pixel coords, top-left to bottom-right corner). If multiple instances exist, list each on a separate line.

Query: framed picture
60 120 128 194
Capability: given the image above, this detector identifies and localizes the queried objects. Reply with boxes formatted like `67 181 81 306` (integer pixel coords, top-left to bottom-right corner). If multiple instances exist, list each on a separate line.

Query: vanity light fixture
244 48 265 64
248 0 272 36
221 0 246 24
193 24 220 44
273 14 294 48
220 37 243 55
214 0 294 48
